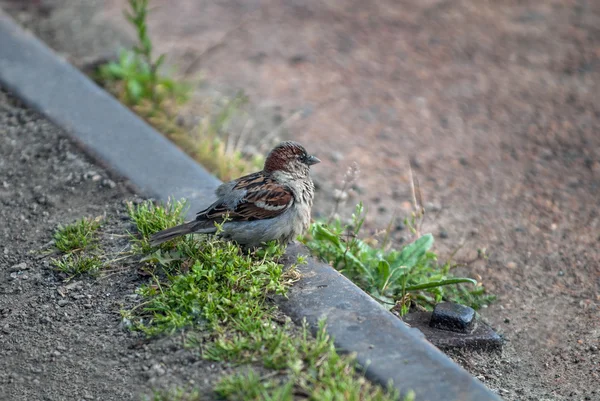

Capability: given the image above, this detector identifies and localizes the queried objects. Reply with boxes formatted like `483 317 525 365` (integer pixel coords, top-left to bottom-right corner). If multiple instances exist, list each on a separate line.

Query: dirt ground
0 90 231 400
1 1 600 400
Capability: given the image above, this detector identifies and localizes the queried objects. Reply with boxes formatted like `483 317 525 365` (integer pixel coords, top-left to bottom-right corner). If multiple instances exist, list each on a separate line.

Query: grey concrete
0 11 502 401
0 10 220 217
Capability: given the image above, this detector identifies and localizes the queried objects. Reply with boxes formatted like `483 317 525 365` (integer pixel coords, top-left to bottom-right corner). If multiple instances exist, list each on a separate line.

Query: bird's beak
306 155 321 165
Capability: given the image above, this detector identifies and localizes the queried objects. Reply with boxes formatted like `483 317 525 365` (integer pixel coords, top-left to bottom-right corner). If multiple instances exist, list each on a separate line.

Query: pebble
101 179 116 189
83 171 98 180
439 230 449 239
57 299 69 307
9 262 28 272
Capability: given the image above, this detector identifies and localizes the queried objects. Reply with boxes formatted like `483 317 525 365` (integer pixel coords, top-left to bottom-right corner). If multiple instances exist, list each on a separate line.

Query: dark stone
403 310 503 352
430 302 476 333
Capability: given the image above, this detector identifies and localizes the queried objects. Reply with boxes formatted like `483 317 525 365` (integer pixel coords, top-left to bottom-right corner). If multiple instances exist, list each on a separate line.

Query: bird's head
264 141 320 177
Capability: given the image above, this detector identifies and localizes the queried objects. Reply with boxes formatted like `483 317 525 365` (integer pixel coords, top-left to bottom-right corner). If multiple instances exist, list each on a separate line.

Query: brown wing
196 172 294 223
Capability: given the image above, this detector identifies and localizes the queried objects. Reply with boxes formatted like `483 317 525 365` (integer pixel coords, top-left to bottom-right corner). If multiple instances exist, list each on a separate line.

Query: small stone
57 299 69 307
558 270 565 276
40 316 52 324
150 363 166 376
83 171 97 180
9 262 28 272
101 179 116 189
2 324 10 334
439 230 449 239
83 303 92 309
430 302 476 333
425 202 441 212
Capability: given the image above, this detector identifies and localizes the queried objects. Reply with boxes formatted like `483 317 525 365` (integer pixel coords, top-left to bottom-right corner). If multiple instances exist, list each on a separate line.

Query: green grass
126 198 187 254
50 217 105 279
98 0 189 108
126 200 404 401
302 203 495 314
51 254 103 277
53 217 102 253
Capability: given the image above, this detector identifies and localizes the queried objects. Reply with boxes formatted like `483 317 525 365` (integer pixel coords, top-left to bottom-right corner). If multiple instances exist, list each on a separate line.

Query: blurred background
2 1 599 400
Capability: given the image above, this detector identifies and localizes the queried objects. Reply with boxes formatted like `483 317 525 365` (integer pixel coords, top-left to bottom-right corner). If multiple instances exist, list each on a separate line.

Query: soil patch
0 89 227 400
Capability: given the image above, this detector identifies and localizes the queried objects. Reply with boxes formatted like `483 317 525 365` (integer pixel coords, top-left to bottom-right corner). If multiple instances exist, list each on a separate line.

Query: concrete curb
0 11 502 401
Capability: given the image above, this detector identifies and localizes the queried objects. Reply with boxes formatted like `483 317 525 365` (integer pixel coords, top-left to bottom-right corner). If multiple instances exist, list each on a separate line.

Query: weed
98 0 188 108
53 217 102 253
96 0 260 182
213 320 408 401
133 237 287 335
126 198 187 253
303 203 493 314
126 201 401 400
51 254 103 277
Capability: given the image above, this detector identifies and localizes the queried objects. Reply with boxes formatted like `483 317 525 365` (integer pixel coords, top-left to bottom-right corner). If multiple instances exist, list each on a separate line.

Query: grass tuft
132 238 287 335
51 254 103 277
126 198 187 253
53 217 102 253
126 201 402 400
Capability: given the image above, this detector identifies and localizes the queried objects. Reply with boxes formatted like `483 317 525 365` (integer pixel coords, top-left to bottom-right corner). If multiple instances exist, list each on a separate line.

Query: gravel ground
0 89 228 401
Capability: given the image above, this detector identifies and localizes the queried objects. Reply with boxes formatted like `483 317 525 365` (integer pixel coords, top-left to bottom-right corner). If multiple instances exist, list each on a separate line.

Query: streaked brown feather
196 172 294 223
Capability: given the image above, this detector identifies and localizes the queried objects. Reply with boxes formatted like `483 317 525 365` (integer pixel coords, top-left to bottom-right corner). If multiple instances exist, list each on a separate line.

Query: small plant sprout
53 216 102 253
98 0 189 108
51 254 103 278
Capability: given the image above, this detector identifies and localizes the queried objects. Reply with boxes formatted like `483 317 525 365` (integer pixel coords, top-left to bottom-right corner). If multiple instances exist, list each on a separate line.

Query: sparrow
149 141 320 248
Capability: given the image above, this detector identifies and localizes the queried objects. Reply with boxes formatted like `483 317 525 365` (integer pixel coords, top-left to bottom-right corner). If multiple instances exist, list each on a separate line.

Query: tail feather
149 220 215 246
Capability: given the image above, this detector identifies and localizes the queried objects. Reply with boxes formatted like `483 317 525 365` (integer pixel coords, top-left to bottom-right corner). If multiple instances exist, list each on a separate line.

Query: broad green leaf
127 79 144 102
392 233 434 271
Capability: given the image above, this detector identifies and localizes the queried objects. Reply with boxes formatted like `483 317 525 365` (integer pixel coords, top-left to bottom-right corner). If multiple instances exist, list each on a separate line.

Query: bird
149 141 320 248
